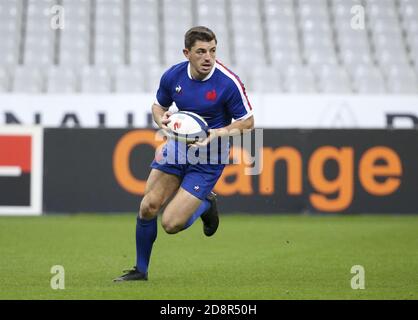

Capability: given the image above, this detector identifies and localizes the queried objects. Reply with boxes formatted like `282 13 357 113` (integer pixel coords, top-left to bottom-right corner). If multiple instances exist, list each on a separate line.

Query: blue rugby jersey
155 60 253 164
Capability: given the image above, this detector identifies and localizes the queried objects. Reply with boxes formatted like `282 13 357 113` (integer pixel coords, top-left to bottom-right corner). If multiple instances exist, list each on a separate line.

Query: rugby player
114 26 254 281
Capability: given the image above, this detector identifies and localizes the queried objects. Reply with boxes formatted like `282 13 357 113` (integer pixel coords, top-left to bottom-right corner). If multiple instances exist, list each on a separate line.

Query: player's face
184 40 217 80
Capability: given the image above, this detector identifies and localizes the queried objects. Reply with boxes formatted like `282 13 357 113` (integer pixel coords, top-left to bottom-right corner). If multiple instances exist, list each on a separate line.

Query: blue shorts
150 160 225 200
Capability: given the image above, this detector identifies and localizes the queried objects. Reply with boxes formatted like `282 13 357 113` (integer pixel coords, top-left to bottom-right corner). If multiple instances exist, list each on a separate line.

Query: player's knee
161 218 183 234
139 196 161 219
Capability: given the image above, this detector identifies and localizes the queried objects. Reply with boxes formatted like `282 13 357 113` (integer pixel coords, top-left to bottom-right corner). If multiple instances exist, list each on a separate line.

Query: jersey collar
187 62 216 81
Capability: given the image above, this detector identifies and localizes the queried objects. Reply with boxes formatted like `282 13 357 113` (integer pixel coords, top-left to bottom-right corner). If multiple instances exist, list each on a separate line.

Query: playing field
0 214 417 300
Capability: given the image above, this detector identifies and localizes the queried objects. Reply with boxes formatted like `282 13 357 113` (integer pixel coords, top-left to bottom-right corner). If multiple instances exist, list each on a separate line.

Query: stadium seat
114 66 145 93
60 36 90 66
196 0 231 64
130 22 159 66
386 76 418 94
24 0 57 66
95 34 124 66
0 0 22 66
248 65 282 93
80 67 112 93
95 0 125 66
59 0 91 66
230 0 266 66
351 65 387 94
316 64 352 93
144 64 167 93
282 64 317 93
46 66 78 93
376 49 410 67
0 0 416 95
24 33 56 66
409 47 418 67
0 38 20 65
384 64 418 94
234 35 266 66
130 47 160 67
163 0 193 65
270 50 302 67
0 67 10 92
12 66 44 93
164 38 190 65
129 0 160 68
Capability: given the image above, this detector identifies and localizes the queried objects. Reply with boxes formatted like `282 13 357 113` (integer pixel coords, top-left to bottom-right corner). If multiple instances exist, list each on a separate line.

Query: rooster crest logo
206 89 217 101
175 85 182 93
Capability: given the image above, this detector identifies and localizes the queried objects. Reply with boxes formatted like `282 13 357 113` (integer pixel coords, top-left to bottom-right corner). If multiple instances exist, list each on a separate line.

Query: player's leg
136 168 181 271
139 168 181 220
161 187 205 234
161 164 224 235
114 169 181 281
184 164 224 236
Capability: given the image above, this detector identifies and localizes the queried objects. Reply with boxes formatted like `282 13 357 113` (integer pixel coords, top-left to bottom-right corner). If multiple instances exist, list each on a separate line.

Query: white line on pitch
0 166 22 177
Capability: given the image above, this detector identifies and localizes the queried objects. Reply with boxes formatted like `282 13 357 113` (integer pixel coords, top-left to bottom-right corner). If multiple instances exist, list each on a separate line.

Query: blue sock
183 199 211 230
136 216 157 274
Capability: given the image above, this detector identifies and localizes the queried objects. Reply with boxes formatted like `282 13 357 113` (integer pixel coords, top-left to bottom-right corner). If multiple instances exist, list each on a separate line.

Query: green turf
0 214 417 300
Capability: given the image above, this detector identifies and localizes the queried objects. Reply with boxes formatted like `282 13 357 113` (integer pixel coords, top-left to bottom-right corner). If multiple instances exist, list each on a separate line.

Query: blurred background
0 0 417 94
0 1 418 300
0 0 418 215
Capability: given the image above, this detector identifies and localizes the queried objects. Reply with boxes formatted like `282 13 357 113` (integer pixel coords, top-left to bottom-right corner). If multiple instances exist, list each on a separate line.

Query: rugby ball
166 111 209 144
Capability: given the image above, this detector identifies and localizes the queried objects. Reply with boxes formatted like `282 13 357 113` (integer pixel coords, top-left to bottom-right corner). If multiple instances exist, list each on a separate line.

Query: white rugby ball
166 111 209 144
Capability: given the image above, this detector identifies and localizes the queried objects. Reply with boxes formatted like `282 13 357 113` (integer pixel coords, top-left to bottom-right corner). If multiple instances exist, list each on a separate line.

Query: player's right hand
160 111 173 130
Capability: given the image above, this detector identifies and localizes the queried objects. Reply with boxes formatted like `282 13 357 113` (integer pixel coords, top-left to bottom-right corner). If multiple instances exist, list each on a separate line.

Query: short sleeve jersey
155 60 253 164
156 60 252 127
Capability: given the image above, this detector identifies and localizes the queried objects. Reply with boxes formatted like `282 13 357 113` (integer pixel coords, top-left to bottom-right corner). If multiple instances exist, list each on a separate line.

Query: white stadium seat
114 66 145 93
0 0 416 94
0 67 10 92
249 66 282 93
351 65 387 94
12 66 44 93
283 64 317 93
46 66 78 93
80 67 112 93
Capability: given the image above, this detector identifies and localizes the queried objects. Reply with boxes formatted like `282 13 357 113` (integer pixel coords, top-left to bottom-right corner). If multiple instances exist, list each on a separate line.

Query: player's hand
191 129 217 147
160 111 173 131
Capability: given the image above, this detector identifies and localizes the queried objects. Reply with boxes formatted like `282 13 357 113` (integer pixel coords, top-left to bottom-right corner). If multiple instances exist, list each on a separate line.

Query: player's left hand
191 129 217 147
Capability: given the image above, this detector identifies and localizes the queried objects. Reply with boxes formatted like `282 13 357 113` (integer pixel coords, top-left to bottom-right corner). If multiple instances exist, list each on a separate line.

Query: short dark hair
184 26 217 50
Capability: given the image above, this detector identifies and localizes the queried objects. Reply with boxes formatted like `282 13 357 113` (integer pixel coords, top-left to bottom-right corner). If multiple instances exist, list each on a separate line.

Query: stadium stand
0 0 417 94
46 65 78 92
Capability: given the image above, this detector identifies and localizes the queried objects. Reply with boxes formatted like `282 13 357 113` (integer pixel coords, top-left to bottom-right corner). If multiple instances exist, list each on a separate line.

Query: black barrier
43 129 418 214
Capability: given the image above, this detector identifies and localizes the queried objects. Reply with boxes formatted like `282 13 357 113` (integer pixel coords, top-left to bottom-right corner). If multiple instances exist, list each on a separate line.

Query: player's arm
152 103 172 130
194 115 254 147
211 115 254 138
153 68 174 130
214 77 255 138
